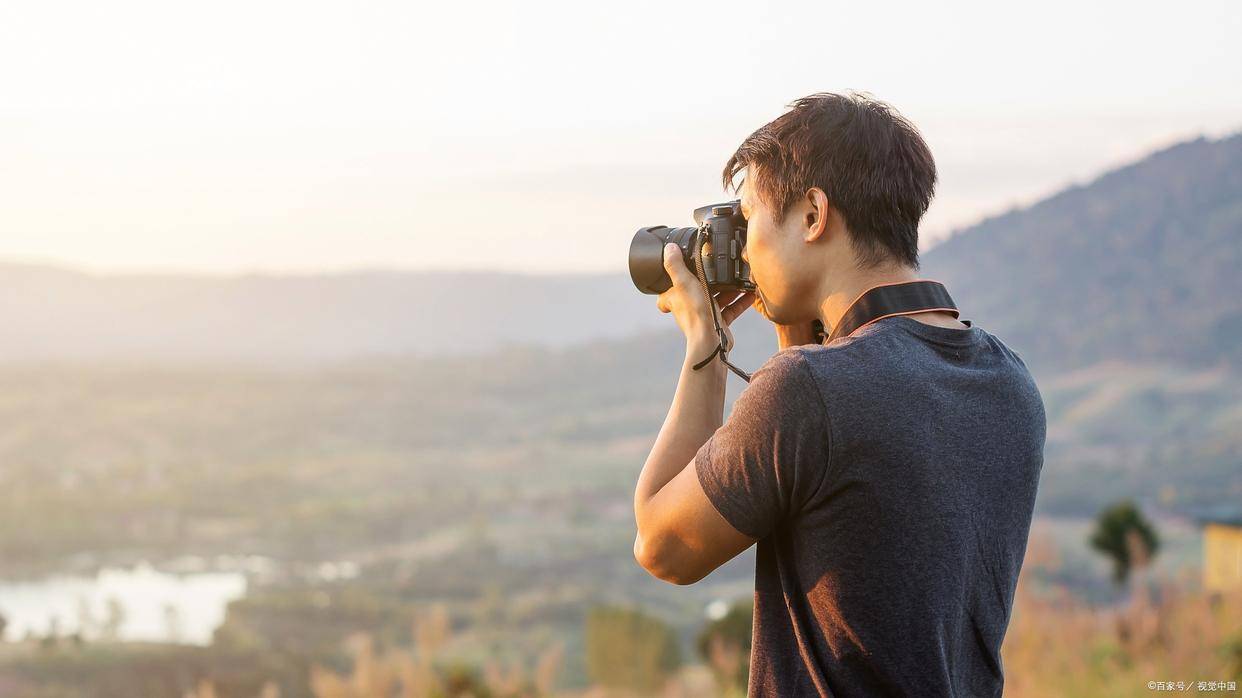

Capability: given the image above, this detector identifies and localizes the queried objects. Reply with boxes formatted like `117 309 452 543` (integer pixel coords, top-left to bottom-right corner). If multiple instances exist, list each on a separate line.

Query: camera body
628 200 754 295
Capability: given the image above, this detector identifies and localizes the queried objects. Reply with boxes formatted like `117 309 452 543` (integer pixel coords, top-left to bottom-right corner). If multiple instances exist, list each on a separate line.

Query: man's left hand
655 243 756 352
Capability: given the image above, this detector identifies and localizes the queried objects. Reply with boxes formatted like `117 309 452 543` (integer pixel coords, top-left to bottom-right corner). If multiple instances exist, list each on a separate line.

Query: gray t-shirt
695 315 1046 697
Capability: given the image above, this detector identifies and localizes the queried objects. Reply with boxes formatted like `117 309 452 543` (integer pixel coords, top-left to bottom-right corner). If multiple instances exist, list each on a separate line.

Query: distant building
1198 513 1242 592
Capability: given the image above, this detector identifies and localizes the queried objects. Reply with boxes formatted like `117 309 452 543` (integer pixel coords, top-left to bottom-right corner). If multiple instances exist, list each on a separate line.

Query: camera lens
628 226 696 294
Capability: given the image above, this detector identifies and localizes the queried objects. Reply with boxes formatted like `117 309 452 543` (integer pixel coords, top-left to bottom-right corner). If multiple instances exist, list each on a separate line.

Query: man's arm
633 338 755 585
633 244 757 585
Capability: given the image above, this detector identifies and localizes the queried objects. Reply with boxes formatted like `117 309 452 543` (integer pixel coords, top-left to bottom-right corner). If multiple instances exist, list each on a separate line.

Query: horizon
2 127 1235 279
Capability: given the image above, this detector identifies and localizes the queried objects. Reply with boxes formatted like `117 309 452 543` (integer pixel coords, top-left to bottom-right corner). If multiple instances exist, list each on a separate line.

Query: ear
804 188 830 243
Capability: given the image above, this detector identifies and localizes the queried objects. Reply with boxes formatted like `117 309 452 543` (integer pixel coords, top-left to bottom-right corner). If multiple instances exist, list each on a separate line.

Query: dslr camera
628 200 754 294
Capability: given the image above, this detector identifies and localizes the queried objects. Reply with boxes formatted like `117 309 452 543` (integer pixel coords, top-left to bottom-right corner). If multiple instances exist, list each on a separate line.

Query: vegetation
1002 533 1241 698
584 606 681 694
1089 500 1161 586
695 601 751 696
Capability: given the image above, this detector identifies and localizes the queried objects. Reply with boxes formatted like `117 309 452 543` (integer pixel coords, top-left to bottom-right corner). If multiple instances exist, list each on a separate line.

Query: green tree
696 601 752 695
585 605 681 693
1088 499 1160 586
440 661 493 698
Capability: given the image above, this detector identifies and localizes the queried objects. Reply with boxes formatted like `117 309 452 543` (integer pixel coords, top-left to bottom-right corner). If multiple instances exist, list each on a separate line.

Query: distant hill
919 132 1242 374
1 132 1239 371
0 266 661 362
2 133 1240 534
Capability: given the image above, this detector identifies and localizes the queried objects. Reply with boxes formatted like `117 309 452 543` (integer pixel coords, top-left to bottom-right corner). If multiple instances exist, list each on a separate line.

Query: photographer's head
724 92 937 326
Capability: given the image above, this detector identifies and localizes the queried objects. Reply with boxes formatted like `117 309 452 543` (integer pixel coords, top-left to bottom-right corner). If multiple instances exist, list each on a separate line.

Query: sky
2 0 1240 276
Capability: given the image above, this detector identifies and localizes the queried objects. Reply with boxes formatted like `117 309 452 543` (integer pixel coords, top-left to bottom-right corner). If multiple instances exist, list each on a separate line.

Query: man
632 93 1046 697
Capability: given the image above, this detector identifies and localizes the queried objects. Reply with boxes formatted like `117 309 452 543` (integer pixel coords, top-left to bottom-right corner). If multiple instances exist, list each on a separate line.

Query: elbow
633 533 704 586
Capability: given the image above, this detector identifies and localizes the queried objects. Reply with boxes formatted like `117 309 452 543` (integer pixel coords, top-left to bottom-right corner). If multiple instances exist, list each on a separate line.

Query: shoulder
738 348 831 422
745 348 822 400
751 347 811 382
781 333 892 390
986 335 1047 418
733 349 826 421
784 324 931 414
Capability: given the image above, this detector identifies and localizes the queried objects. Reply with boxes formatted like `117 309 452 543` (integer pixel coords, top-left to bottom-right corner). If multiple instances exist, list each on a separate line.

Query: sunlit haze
3 0 1240 274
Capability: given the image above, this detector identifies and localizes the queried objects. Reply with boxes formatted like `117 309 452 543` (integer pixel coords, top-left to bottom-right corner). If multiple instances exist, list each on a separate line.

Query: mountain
919 132 1242 374
1 133 1239 528
1 132 1239 371
0 266 659 362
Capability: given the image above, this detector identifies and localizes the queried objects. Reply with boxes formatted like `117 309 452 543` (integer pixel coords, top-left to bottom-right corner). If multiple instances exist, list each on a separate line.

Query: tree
1088 499 1160 586
696 600 752 695
584 605 681 693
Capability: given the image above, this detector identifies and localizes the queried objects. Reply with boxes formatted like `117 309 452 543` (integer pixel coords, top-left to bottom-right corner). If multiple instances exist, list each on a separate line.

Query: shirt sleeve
694 349 832 540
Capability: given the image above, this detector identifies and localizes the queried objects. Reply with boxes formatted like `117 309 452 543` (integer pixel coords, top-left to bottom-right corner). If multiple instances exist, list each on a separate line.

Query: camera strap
690 224 753 383
823 280 968 345
691 275 968 384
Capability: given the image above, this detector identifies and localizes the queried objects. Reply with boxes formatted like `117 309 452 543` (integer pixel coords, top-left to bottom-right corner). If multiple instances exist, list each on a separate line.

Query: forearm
634 338 727 510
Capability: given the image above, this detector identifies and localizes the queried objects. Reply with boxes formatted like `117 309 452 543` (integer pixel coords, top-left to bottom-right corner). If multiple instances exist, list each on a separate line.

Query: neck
816 264 922 336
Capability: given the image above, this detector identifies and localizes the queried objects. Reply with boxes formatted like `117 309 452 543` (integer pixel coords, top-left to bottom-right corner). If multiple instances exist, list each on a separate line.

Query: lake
0 562 246 645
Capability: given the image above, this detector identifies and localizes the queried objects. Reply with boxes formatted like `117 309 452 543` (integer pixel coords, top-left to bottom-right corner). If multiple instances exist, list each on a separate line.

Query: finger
712 289 745 308
713 291 747 325
721 291 756 326
662 244 696 289
655 294 671 313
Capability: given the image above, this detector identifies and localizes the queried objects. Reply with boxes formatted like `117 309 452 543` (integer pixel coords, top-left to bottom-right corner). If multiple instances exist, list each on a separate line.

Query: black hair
723 92 937 269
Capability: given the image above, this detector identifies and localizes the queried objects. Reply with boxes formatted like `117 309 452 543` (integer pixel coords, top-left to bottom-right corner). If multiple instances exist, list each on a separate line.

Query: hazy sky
3 0 1240 275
